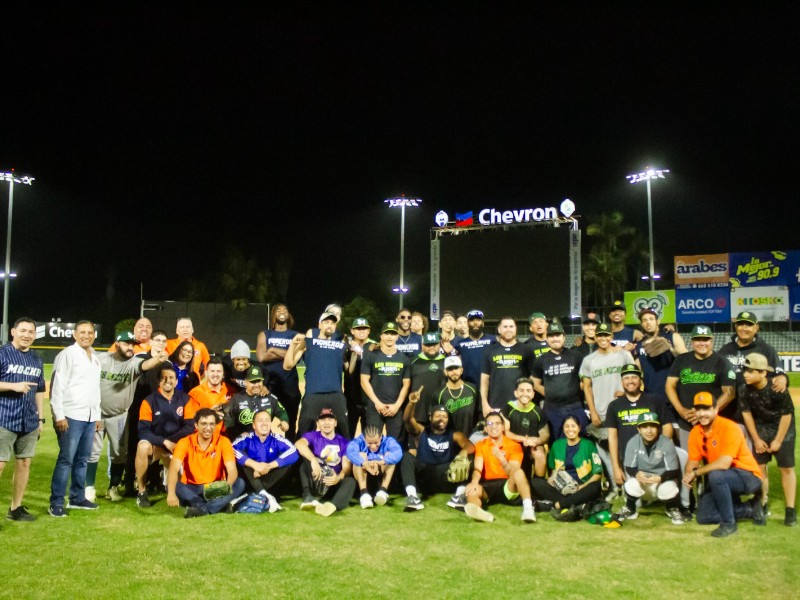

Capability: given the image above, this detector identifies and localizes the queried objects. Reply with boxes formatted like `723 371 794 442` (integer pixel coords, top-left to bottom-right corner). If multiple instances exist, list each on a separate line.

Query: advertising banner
570 229 581 318
623 290 676 324
35 322 104 344
430 238 440 320
674 253 729 287
729 286 789 322
791 285 800 322
784 250 800 287
729 251 790 288
675 287 730 324
779 353 800 373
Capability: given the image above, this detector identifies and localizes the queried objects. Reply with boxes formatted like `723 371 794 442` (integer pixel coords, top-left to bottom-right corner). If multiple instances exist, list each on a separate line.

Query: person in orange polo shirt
683 391 763 538
166 408 245 518
185 357 230 421
463 411 536 524
165 317 210 379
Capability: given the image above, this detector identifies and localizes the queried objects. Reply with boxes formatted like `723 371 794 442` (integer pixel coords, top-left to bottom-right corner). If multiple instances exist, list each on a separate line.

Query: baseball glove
643 336 671 357
311 462 336 497
203 480 231 500
447 455 471 483
548 468 579 495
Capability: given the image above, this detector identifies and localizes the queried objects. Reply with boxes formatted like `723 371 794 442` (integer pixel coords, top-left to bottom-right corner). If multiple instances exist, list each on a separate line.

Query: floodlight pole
385 195 421 310
627 168 668 292
1 172 34 344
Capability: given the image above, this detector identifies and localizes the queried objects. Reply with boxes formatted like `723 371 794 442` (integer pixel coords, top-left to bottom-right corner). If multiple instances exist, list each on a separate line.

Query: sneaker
7 506 36 522
711 522 738 538
360 493 374 509
521 506 536 523
48 505 67 518
446 493 466 510
616 506 638 521
666 507 686 525
315 502 337 517
464 503 494 523
752 494 766 526
107 485 124 502
136 493 151 509
534 499 554 513
679 507 694 522
85 486 97 503
404 495 424 512
374 490 389 506
184 505 208 518
67 499 99 510
264 492 282 513
300 495 320 511
784 507 797 527
604 488 619 503
227 493 247 513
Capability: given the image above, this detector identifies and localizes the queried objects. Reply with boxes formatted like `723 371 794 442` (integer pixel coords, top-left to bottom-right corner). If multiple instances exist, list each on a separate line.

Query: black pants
364 402 404 443
299 460 356 510
399 453 454 495
241 464 291 495
297 392 349 439
530 477 602 509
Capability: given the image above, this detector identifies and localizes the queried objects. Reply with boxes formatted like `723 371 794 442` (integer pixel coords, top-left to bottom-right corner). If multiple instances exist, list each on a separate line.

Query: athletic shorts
754 436 795 468
482 478 519 505
0 427 38 461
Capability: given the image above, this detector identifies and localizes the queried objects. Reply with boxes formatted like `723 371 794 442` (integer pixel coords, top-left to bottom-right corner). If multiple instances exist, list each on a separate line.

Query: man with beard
400 402 474 511
257 304 302 440
395 308 423 358
285 311 349 438
451 309 494 408
480 318 534 416
408 332 447 431
572 312 600 359
433 356 478 437
633 307 687 399
186 357 231 421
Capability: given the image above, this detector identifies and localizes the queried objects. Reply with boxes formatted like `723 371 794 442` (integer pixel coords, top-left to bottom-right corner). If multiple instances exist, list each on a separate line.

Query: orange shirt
688 415 762 480
166 337 210 378
475 435 523 481
172 430 235 485
185 381 230 420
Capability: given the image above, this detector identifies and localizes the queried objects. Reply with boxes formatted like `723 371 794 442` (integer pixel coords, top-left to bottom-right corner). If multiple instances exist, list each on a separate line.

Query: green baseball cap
595 323 612 336
381 322 399 334
691 325 713 339
734 311 758 325
422 331 440 345
351 317 370 328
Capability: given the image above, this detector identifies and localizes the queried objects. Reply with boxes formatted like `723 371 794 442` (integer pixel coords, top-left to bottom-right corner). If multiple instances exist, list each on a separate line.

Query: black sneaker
534 499 554 513
752 496 766 526
136 493 151 508
184 505 208 518
785 507 797 527
711 522 738 538
679 507 694 522
446 493 466 510
404 495 424 512
7 506 36 521
67 499 99 510
48 505 67 518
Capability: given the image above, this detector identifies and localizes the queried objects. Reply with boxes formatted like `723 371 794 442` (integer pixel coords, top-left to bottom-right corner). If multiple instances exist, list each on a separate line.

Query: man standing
634 307 687 399
344 317 375 437
361 322 412 441
223 340 252 395
480 318 534 416
0 318 46 521
257 304 301 438
87 331 162 502
167 408 245 518
524 312 550 359
665 325 736 450
607 300 642 352
572 312 600 358
682 392 763 537
395 308 423 358
285 311 349 438
451 309 494 408
166 317 210 378
409 331 447 429
49 321 102 517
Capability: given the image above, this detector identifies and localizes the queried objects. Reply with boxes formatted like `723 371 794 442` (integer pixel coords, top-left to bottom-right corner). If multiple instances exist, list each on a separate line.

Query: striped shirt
0 343 46 433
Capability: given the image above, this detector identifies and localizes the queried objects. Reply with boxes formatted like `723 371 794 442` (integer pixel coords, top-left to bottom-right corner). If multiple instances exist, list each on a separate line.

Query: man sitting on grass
464 411 536 523
346 425 403 508
167 408 245 518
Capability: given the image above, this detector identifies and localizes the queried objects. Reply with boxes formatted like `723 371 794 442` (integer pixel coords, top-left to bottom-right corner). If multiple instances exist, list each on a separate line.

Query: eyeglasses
486 421 503 428
198 422 216 429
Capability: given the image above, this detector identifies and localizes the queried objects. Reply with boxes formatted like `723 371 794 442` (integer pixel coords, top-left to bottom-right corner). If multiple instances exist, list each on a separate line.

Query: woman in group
531 415 603 516
169 340 199 392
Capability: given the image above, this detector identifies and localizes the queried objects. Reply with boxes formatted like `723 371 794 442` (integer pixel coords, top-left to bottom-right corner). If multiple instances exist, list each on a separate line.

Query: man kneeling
167 408 245 517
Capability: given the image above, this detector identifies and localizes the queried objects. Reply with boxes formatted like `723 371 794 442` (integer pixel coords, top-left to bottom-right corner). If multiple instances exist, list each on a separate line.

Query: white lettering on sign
478 206 558 225
49 326 76 338
677 298 714 310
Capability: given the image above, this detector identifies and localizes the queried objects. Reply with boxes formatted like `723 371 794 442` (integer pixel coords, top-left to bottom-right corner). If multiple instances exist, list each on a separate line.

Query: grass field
1 368 798 599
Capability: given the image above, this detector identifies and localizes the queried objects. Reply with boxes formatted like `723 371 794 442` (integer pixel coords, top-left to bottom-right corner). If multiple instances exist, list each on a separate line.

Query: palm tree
583 211 638 307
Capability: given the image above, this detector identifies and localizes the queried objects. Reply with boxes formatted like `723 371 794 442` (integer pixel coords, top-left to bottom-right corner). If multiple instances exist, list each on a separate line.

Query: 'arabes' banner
729 286 790 322
674 254 729 287
676 287 730 324
624 290 676 324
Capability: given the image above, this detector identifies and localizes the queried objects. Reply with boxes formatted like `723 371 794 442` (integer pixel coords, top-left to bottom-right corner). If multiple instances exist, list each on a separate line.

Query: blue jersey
452 335 495 386
0 343 46 432
303 335 347 394
346 434 403 466
233 431 299 468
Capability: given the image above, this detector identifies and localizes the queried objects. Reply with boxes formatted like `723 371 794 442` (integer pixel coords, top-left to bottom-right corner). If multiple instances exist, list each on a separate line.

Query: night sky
2 5 796 329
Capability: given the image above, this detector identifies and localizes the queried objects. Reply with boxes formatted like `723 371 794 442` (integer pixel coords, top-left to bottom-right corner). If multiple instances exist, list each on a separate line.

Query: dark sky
2 5 797 328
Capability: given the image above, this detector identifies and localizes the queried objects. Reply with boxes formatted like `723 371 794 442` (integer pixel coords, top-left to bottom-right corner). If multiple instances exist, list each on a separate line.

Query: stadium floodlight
641 274 661 281
384 194 421 310
1 171 34 344
626 167 668 292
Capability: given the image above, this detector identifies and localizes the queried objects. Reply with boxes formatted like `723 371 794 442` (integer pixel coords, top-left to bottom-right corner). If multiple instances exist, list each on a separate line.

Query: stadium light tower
1 171 34 343
384 194 421 310
626 167 668 291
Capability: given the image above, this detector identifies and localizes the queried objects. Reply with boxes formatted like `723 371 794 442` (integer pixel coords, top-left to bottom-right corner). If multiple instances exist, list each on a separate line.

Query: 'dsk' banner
729 251 790 288
729 286 789 322
624 290 676 325
675 287 730 324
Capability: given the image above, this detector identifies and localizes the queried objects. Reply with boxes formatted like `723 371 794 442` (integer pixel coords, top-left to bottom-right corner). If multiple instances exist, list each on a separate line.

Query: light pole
384 194 421 310
626 167 668 291
1 171 34 343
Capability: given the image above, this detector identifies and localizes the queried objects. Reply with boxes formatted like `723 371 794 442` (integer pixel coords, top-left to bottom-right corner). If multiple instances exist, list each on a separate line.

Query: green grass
1 367 797 599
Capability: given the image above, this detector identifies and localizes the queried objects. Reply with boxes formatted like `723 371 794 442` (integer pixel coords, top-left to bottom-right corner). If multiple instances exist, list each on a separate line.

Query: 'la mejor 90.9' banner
729 251 790 288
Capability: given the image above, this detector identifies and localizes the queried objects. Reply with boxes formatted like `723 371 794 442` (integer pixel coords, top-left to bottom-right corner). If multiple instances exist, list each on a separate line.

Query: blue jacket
346 434 403 466
232 431 298 468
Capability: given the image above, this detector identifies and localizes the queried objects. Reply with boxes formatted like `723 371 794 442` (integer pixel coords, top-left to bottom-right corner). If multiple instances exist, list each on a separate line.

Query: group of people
0 302 795 536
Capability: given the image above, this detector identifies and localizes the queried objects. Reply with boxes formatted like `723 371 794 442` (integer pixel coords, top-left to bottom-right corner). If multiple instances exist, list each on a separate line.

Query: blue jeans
176 478 246 514
50 418 96 507
699 468 761 525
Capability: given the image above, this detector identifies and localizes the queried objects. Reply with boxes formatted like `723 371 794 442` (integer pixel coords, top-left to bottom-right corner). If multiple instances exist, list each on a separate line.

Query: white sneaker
360 494 374 509
107 485 123 502
374 490 389 506
265 492 282 513
521 506 536 523
85 486 96 503
464 503 494 523
316 502 337 517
